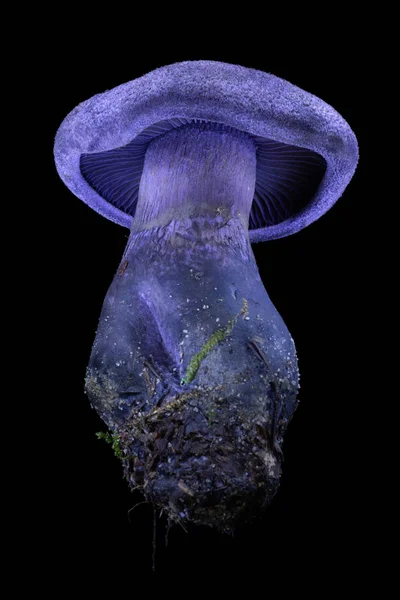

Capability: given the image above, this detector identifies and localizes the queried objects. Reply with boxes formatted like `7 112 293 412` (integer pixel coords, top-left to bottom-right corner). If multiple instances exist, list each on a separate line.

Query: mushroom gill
80 118 327 230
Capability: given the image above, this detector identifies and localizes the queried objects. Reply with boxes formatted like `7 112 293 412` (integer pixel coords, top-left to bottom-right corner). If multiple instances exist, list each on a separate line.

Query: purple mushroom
54 61 358 532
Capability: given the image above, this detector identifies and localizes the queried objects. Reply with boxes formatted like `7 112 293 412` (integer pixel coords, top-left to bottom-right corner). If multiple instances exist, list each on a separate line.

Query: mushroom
54 61 358 532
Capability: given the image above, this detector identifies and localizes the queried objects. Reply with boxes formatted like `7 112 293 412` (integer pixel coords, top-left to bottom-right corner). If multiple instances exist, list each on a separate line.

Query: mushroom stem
133 122 256 233
85 122 300 530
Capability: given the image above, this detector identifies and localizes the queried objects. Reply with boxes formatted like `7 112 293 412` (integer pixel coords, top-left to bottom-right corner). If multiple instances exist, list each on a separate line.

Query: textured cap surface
54 60 358 241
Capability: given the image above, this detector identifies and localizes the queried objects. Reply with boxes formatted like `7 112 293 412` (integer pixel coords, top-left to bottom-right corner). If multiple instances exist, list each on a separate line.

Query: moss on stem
181 298 248 385
96 431 124 459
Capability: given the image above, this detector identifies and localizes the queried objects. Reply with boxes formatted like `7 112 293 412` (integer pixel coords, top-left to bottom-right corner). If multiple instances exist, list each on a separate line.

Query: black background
35 22 374 592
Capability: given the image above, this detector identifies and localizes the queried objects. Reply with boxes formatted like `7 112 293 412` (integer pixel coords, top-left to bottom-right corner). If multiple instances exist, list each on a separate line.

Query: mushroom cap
54 60 358 241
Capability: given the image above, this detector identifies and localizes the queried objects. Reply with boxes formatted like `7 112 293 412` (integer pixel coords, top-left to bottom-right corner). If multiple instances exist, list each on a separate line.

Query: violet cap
54 60 358 241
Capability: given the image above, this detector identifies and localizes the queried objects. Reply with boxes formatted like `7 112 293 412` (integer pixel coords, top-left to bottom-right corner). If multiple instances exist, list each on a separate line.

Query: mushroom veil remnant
54 61 358 532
